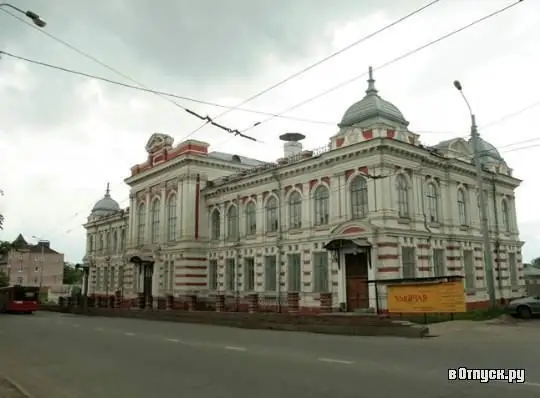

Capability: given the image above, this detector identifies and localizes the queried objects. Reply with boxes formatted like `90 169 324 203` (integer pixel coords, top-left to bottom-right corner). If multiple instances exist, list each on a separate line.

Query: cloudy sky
0 0 538 263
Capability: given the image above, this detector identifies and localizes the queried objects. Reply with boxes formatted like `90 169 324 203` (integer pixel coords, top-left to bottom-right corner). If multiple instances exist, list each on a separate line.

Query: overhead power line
0 50 261 141
182 0 443 140
232 0 524 139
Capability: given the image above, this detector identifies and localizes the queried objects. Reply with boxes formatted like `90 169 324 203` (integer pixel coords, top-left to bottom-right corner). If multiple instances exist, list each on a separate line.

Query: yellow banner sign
387 281 466 313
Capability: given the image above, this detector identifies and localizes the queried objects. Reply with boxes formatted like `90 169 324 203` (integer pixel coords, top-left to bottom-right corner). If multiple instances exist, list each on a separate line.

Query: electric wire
182 0 443 139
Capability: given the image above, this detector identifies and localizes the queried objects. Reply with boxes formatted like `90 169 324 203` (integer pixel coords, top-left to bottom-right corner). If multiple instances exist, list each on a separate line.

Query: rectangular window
208 260 218 290
401 247 416 278
264 255 277 291
433 249 445 277
244 257 255 291
463 250 475 289
509 252 518 286
226 259 236 291
313 252 329 292
287 253 302 292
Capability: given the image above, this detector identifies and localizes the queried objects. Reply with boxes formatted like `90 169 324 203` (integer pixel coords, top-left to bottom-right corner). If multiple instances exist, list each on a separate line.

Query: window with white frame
463 250 475 289
227 205 238 240
313 252 329 292
401 247 416 278
245 202 257 235
226 259 236 291
508 252 518 286
433 248 445 277
244 257 255 291
426 182 439 223
112 231 118 252
457 188 467 225
313 186 329 226
167 194 177 241
288 191 302 229
208 260 218 290
266 197 279 233
350 176 368 219
502 200 510 232
211 209 221 240
287 253 301 292
151 200 160 243
264 255 277 291
396 174 409 218
137 204 146 245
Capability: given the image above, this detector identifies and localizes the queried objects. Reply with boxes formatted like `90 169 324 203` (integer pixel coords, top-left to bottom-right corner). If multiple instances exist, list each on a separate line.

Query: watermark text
448 367 526 383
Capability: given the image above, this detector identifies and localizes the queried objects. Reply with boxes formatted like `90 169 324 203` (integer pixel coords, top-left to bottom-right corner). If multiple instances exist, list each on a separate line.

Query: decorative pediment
145 133 173 154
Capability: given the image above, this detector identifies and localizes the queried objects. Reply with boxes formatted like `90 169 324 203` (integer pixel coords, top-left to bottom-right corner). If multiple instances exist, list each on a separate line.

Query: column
329 174 340 224
237 196 244 237
128 194 136 246
159 183 167 242
176 178 183 238
144 189 151 243
182 176 196 238
336 173 346 220
301 189 311 228
256 194 263 234
219 203 225 241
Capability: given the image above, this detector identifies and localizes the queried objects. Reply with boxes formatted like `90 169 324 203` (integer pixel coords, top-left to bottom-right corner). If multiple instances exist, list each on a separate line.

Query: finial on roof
105 182 110 197
366 66 378 95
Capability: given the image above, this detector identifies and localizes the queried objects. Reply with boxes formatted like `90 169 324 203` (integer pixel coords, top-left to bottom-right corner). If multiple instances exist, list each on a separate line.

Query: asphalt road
0 312 539 398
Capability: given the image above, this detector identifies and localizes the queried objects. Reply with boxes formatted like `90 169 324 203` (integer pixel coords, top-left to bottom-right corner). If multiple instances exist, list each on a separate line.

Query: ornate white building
83 68 525 312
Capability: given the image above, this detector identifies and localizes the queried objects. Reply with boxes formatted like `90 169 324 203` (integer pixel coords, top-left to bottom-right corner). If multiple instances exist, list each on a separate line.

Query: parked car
505 296 540 318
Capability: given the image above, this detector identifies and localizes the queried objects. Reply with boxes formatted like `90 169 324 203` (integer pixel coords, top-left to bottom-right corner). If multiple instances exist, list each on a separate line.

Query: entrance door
345 252 369 311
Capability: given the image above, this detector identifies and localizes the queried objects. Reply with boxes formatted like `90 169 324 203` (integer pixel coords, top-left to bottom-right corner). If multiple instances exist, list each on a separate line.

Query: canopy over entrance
324 238 371 252
128 255 154 264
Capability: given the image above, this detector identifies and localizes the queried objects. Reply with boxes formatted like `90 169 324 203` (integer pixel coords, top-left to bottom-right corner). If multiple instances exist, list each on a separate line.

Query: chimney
279 132 305 158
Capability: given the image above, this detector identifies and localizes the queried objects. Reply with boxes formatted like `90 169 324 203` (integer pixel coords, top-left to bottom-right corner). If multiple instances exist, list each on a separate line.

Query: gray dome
91 184 120 217
339 67 409 128
468 136 504 163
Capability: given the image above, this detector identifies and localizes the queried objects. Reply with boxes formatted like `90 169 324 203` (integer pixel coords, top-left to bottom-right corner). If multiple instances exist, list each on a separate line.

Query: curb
2 376 32 398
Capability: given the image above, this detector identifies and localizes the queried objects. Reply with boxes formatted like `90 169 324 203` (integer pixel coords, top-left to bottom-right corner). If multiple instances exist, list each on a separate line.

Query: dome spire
105 182 110 198
366 66 378 96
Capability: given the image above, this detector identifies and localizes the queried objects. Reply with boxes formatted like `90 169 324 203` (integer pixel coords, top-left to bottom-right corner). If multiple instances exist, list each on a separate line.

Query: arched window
167 194 177 241
227 205 238 240
99 233 104 252
426 183 439 223
396 174 409 218
313 186 329 225
350 176 368 219
457 188 467 225
289 191 302 229
137 204 146 245
245 202 257 235
502 199 510 231
266 196 279 232
211 209 221 240
151 200 160 243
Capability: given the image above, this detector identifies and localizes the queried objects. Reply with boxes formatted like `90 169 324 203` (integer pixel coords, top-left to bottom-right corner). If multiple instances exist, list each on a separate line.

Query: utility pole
453 80 497 308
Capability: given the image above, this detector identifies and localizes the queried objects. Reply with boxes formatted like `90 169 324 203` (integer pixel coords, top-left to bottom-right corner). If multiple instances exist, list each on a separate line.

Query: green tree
0 241 12 256
63 263 83 285
0 270 8 287
531 257 540 269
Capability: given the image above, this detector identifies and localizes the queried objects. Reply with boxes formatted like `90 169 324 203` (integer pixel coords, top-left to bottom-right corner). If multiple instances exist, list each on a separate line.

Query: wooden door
345 252 369 311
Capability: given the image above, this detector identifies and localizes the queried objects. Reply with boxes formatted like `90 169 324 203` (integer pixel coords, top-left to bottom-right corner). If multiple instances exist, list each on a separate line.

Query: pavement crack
224 346 247 352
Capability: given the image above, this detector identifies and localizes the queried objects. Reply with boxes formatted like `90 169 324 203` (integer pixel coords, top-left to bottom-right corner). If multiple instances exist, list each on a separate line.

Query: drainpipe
491 176 503 303
235 194 241 311
419 166 433 275
272 170 284 313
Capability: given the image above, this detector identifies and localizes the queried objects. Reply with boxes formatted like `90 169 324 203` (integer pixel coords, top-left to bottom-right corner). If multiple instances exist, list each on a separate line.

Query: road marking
72 324 79 328
124 332 136 336
164 338 181 343
525 382 540 388
225 346 247 351
317 358 354 365
94 327 104 331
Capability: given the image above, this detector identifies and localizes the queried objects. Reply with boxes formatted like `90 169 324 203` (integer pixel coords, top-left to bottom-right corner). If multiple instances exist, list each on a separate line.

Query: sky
0 0 539 263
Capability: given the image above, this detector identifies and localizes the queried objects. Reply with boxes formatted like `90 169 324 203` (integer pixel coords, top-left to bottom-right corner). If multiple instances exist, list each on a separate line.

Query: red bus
0 285 40 314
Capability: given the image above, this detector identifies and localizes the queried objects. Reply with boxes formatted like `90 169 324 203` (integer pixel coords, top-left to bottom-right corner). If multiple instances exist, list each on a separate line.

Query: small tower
279 132 306 158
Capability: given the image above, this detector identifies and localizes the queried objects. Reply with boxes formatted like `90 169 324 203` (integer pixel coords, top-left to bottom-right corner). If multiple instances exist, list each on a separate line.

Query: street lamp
32 235 47 290
0 3 46 27
453 80 497 308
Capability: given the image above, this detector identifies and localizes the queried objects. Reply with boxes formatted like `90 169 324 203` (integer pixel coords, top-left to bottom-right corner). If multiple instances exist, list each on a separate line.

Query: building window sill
429 222 441 228
397 217 411 224
459 225 470 231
